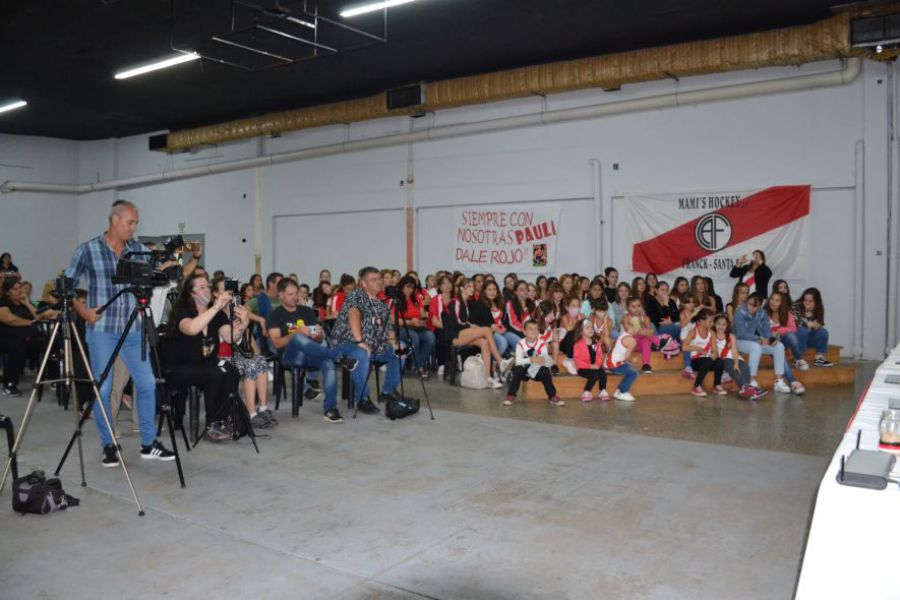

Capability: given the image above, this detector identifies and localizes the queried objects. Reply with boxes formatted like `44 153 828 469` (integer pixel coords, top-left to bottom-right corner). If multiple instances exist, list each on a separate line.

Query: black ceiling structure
0 0 841 141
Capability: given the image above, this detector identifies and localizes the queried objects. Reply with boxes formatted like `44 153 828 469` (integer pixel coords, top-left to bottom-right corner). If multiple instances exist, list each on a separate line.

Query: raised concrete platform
526 346 854 400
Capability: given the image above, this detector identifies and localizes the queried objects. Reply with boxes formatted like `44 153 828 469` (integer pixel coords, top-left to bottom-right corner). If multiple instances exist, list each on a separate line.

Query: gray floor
0 364 871 599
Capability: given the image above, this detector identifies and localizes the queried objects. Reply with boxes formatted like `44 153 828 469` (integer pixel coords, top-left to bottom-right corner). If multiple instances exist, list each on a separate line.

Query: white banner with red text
628 185 811 284
451 205 561 274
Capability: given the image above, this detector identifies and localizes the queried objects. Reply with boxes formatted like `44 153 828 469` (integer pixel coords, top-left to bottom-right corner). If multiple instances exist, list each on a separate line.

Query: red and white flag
629 185 810 283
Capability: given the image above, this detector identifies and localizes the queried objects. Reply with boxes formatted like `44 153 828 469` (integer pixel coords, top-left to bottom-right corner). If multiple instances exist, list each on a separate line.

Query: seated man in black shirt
267 278 357 424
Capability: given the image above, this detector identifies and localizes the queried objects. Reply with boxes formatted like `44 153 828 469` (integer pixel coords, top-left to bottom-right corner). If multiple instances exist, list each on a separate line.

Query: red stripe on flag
632 185 810 274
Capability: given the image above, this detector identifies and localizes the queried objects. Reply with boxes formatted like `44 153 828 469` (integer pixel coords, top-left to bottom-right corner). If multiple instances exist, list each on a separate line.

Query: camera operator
330 267 403 415
65 200 176 466
165 275 242 442
0 278 55 396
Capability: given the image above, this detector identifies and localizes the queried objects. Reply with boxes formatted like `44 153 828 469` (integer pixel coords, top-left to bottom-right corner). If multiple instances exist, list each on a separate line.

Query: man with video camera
65 200 177 466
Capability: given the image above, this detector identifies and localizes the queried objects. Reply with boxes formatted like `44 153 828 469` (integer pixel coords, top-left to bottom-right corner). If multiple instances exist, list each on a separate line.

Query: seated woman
681 309 720 397
791 287 833 367
645 281 681 357
394 274 436 378
765 291 807 371
690 276 718 312
0 278 54 396
711 313 766 400
726 282 749 324
428 274 454 371
210 278 275 430
608 282 632 338
503 280 536 346
476 280 512 358
444 278 506 388
165 275 239 442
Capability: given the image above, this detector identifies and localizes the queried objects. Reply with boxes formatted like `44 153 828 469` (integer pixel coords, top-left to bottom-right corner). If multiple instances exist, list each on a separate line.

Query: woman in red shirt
394 275 436 378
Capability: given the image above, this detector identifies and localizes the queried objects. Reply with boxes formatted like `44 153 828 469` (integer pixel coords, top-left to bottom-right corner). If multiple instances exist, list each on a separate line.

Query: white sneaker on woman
790 381 806 395
614 390 635 402
773 379 791 393
500 357 514 373
486 377 504 389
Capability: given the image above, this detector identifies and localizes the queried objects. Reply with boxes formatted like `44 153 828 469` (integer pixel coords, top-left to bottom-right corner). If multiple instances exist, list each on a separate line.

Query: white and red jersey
540 325 554 343
505 300 532 334
715 334 733 360
742 270 757 294
329 290 346 316
515 337 549 367
690 328 713 359
604 333 632 369
490 306 506 332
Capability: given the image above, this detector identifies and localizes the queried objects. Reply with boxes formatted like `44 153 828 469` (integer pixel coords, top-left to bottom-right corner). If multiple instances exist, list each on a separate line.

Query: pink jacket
770 312 797 335
573 338 604 370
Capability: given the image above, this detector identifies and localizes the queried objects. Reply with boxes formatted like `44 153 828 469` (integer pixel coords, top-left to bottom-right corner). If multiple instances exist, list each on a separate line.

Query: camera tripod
0 286 150 515
352 291 434 420
55 286 189 492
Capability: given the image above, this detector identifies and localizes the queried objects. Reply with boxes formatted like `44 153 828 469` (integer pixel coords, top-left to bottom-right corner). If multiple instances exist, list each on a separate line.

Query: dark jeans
167 360 236 426
0 328 30 387
691 356 722 388
577 368 607 392
714 358 750 387
507 365 556 399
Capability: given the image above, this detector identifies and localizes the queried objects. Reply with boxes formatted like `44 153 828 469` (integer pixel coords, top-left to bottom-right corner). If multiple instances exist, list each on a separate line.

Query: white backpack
460 354 489 389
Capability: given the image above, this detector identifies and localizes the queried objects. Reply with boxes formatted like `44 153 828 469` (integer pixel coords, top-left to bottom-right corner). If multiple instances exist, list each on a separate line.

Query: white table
795 368 900 599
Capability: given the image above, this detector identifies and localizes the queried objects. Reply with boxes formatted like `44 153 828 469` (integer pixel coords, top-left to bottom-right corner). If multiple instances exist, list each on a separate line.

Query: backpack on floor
460 354 489 389
12 470 79 515
385 396 420 420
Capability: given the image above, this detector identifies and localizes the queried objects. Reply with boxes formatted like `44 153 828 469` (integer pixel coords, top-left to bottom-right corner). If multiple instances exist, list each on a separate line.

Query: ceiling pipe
1 58 861 196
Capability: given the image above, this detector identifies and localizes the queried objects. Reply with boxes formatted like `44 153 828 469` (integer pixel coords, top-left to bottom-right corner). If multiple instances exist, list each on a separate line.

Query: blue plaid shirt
65 235 150 334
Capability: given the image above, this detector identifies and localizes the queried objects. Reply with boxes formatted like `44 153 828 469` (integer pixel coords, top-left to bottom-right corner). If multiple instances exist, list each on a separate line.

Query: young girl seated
559 296 584 374
681 309 720 397
573 319 610 402
504 320 563 407
679 295 700 379
622 296 659 374
711 313 767 400
604 315 641 402
791 287 833 367
765 291 807 371
537 300 562 375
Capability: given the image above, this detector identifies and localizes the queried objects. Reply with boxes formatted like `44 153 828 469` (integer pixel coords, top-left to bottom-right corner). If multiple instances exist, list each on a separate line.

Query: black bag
385 396 420 420
12 470 79 515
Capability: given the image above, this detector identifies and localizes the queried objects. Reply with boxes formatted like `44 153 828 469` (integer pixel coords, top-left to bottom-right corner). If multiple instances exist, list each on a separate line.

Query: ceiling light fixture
0 100 27 115
340 0 417 18
114 52 201 80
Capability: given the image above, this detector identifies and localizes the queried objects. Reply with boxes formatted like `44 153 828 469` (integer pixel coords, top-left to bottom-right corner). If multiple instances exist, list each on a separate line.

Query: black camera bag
12 470 79 515
385 396 420 421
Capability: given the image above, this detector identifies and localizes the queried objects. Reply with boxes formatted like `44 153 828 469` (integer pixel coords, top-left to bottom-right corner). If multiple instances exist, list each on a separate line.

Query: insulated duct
164 13 852 151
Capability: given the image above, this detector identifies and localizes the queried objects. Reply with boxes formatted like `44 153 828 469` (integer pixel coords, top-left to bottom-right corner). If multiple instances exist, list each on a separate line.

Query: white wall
0 134 79 287
4 58 899 358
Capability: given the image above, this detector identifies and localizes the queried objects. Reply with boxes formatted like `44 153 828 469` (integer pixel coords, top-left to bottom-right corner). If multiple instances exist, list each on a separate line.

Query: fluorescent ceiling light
114 52 201 80
0 100 27 115
340 0 417 18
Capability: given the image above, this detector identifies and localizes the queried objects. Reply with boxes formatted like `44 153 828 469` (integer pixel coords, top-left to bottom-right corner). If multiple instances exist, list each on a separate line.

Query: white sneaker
750 379 760 389
437 365 445 376
500 357 514 373
580 390 593 402
794 359 810 371
562 358 578 375
486 377 503 389
773 379 791 393
597 389 611 401
614 390 635 402
790 381 806 395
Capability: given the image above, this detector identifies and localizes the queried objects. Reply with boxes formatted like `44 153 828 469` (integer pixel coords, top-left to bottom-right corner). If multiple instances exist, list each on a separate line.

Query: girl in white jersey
711 314 767 400
604 316 640 401
681 309 718 397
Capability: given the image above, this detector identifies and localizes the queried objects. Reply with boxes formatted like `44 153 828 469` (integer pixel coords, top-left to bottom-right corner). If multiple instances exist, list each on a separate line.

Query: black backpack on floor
385 396 420 420
12 470 79 515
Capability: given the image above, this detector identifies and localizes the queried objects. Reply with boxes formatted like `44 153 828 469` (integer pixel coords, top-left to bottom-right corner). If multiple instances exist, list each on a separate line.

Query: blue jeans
334 343 401 402
658 323 681 341
737 339 795 383
493 333 509 357
797 326 829 354
502 331 522 354
281 334 343 413
609 364 638 392
86 330 158 448
779 332 804 361
399 328 436 369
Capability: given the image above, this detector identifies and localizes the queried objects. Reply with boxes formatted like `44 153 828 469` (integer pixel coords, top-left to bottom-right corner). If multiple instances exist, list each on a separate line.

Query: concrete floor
0 363 872 599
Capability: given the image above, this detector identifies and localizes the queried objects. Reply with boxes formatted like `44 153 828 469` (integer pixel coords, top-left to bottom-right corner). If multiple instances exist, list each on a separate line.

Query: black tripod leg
54 397 95 476
231 394 259 454
162 405 186 488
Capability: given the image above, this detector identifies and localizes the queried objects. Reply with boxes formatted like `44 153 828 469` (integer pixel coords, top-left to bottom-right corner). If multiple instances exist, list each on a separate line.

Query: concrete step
525 362 856 400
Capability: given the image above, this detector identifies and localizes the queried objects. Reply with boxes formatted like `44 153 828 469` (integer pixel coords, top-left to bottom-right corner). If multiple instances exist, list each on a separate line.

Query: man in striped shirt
66 200 176 466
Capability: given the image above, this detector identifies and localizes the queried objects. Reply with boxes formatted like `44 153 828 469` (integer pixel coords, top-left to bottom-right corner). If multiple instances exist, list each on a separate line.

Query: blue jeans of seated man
609 363 638 393
736 339 796 383
399 328 436 370
281 334 343 413
502 331 522 354
797 326 829 354
334 343 401 402
86 330 158 449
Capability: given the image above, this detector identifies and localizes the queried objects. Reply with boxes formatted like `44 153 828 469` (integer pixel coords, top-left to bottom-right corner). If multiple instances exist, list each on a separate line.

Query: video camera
112 234 187 288
50 276 77 301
